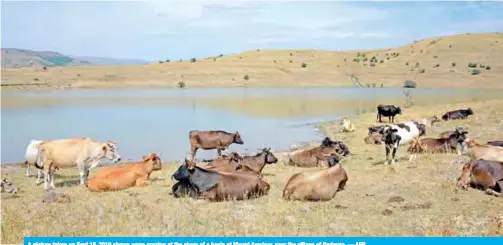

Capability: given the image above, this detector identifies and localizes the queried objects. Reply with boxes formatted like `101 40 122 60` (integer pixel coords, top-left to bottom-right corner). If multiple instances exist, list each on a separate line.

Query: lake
1 87 501 164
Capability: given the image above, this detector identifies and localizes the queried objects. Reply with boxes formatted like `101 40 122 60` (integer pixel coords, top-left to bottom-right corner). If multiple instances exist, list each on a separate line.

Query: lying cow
85 153 162 192
364 132 383 145
283 154 348 201
368 125 387 136
456 159 503 197
487 141 503 148
1 175 18 194
320 137 351 156
35 137 121 190
237 148 278 175
407 128 468 161
288 138 348 168
171 159 270 202
439 127 468 139
442 108 474 121
24 139 44 181
465 139 503 162
340 117 356 132
189 130 244 160
203 152 244 173
378 121 427 164
376 104 402 123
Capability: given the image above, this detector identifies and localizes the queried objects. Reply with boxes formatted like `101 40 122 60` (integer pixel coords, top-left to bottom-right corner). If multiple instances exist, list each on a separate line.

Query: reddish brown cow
407 128 468 161
85 153 162 192
364 132 383 145
171 159 270 202
237 148 278 175
189 130 244 160
456 159 503 197
204 152 244 173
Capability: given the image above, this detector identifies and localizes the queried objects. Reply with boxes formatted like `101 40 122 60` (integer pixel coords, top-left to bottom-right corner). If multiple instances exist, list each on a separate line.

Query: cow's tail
24 160 28 165
34 149 44 170
441 114 448 121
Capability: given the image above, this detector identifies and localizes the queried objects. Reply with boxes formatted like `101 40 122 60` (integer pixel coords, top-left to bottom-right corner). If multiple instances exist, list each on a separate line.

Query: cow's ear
392 129 398 133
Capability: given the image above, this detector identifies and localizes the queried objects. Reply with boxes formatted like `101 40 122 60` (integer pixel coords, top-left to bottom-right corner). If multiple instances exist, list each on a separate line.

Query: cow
1 175 18 194
487 141 503 148
236 148 278 175
456 159 503 197
407 128 469 161
288 138 348 168
340 117 356 132
376 104 402 123
441 108 474 121
464 139 503 162
189 130 244 160
320 137 351 156
203 152 244 173
283 154 348 201
24 140 44 181
377 121 427 164
364 132 383 145
439 127 468 139
368 125 387 136
171 159 270 202
85 153 162 192
35 137 121 190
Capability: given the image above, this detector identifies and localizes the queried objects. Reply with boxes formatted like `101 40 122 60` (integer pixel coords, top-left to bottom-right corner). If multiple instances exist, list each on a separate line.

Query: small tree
419 68 425 73
159 60 164 64
178 81 186 88
485 65 491 70
380 60 384 63
451 62 456 67
403 80 417 88
165 59 170 63
190 58 196 63
468 63 477 68
434 63 440 68
370 63 376 67
301 63 307 68
471 69 480 75
244 74 249 80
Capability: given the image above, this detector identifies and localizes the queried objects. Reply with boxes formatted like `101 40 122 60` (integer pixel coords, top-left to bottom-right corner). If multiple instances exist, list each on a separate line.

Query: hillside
1 32 502 91
1 48 91 68
68 55 150 66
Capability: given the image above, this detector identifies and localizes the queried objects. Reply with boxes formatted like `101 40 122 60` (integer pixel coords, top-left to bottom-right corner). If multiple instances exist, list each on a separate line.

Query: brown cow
204 152 244 173
189 130 244 160
283 154 348 201
236 148 278 175
171 159 270 202
364 132 383 145
85 153 162 192
439 127 468 139
407 128 468 161
288 137 349 168
487 141 503 147
456 159 503 197
465 139 503 162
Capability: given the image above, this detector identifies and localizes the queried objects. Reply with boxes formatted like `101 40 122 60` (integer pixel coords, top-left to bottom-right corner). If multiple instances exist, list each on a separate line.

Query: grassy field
2 99 503 241
2 32 503 91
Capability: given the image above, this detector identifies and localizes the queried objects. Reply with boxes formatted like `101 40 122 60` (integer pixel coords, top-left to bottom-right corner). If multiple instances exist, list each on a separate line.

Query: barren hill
2 32 502 91
1 48 91 68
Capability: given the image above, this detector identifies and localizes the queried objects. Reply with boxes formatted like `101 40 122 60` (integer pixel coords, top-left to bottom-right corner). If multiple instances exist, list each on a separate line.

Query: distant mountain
68 55 150 66
1 48 150 68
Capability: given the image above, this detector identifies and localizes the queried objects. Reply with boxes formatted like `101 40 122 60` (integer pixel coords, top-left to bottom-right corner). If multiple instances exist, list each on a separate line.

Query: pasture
2 99 503 241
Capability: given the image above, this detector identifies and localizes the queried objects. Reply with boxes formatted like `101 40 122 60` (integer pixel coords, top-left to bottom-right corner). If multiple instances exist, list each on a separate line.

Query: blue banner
23 237 503 245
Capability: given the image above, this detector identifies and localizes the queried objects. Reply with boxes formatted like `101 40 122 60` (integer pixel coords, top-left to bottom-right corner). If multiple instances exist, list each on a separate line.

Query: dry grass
2 99 503 241
2 32 503 91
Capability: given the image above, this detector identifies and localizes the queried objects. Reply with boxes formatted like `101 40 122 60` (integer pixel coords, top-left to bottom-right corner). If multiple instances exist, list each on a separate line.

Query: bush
403 80 417 88
363 57 368 62
415 62 420 67
451 62 456 67
42 66 47 70
178 81 185 88
289 60 292 63
190 58 196 63
290 53 293 56
486 65 491 70
386 57 390 60
370 63 376 67
471 69 480 75
380 60 384 63
34 78 39 81
301 63 307 68
449 45 452 48
405 62 409 66
434 63 440 67
244 74 249 80
468 63 477 68
353 58 360 63
159 61 163 64
479 64 485 68
165 59 170 63
419 68 425 73
433 56 438 59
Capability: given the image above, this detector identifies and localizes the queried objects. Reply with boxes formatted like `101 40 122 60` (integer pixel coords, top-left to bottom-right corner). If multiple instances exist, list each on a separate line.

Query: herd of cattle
2 104 503 201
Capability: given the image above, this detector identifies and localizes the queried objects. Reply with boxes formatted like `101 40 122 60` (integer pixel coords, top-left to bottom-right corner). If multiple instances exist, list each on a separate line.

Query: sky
2 0 503 61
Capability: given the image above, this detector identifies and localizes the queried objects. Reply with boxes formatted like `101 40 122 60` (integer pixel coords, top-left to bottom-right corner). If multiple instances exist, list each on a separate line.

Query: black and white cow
377 121 427 165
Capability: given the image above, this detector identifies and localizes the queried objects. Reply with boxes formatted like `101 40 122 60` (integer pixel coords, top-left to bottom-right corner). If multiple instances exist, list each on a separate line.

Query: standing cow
378 121 426 164
24 140 44 182
376 104 402 123
35 137 121 190
189 130 244 160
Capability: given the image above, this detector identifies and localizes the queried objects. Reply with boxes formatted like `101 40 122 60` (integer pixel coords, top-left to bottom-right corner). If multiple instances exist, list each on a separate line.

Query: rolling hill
1 32 502 90
1 48 92 68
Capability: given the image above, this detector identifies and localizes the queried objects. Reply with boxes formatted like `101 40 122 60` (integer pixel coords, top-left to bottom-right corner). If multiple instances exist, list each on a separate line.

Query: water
1 87 501 164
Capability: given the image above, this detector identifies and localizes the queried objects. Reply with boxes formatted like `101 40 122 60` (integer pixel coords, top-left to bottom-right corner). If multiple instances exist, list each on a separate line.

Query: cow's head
327 154 341 167
334 141 351 156
396 107 403 115
233 132 244 145
260 147 278 164
172 159 196 182
102 141 121 163
466 108 474 115
143 153 162 171
321 137 336 147
1 175 18 194
382 128 400 144
456 162 473 190
417 123 427 136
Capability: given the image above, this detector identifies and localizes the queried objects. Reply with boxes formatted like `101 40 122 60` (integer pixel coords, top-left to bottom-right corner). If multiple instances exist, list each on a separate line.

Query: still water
1 87 501 163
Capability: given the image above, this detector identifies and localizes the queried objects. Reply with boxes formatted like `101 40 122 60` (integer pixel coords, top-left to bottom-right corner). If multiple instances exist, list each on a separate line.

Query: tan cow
36 137 121 190
340 117 356 132
465 139 503 162
456 159 503 197
283 154 348 201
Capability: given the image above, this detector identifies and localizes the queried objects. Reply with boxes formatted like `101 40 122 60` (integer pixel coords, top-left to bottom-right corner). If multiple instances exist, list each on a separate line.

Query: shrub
405 62 409 66
178 81 186 88
219 54 223 57
159 61 163 64
289 60 292 63
415 62 420 67
433 56 438 59
337 65 339 68
213 58 216 61
301 63 307 68
486 65 491 70
34 78 39 81
479 64 485 68
471 69 480 75
451 62 456 67
403 80 417 88
190 58 196 63
257 49 260 52
419 68 425 73
362 54 367 58
449 45 452 48
244 74 249 80
357 52 361 57
290 53 293 56
363 57 368 62
42 66 47 70
165 59 170 63
386 57 390 60
378 60 383 63
434 64 440 68
353 58 360 63
370 63 376 67
468 63 477 68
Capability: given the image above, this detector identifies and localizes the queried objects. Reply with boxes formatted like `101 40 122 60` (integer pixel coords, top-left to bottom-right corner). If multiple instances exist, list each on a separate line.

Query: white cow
24 140 45 182
36 137 121 190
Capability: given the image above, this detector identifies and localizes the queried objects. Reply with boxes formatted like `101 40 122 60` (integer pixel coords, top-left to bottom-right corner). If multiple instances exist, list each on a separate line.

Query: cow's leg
25 162 31 177
385 145 391 164
135 177 151 187
391 146 398 165
78 165 87 185
217 147 222 157
36 169 44 185
485 189 502 197
190 147 198 161
43 165 51 190
50 172 56 189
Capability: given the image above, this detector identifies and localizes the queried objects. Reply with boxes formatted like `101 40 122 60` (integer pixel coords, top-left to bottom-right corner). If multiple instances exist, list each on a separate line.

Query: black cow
377 104 402 123
441 108 474 121
368 125 387 136
487 141 503 147
381 127 401 165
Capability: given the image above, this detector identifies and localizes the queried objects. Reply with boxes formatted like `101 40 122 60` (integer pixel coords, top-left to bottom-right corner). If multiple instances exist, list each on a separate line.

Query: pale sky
2 0 503 61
